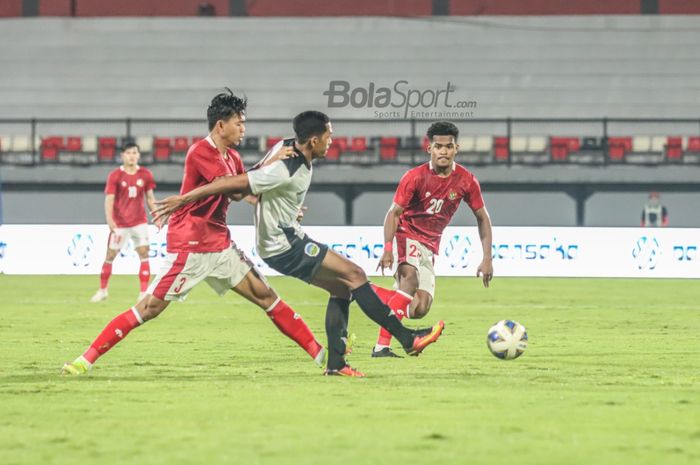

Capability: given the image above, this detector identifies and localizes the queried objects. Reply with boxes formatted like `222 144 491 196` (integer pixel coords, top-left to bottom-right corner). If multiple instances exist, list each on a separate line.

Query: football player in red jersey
372 121 493 357
90 142 157 303
63 90 326 375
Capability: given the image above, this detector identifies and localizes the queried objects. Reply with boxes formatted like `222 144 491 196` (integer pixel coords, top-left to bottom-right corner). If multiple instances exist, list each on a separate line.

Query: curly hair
426 121 459 141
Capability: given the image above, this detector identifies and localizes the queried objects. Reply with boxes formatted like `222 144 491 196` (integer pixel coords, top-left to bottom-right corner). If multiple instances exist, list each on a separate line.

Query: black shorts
263 234 329 283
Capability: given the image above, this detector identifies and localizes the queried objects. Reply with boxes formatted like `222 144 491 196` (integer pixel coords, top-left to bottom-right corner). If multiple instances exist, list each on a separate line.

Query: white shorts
396 235 436 297
108 223 150 250
147 243 257 302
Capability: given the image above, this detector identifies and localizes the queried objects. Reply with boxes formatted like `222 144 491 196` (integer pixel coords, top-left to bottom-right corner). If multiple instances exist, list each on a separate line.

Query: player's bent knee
346 264 368 287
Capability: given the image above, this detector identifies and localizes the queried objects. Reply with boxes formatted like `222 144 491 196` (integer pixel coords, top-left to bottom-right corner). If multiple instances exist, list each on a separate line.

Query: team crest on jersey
136 179 144 187
449 191 457 200
304 243 320 257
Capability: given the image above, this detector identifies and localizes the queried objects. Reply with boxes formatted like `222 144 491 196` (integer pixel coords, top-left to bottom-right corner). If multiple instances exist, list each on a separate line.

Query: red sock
376 290 413 347
371 284 396 304
99 261 113 290
266 299 322 360
82 307 143 364
138 260 151 292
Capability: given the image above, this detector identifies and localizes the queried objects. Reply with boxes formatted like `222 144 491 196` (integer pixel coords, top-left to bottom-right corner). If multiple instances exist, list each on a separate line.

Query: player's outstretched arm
152 173 252 223
474 207 494 288
376 202 403 274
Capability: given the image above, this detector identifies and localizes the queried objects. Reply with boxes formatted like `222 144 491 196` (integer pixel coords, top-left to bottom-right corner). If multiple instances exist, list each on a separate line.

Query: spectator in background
198 2 216 16
641 192 668 227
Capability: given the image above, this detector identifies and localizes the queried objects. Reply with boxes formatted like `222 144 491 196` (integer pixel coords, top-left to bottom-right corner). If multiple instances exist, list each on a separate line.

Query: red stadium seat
326 144 340 161
172 136 189 153
687 137 700 153
65 136 82 152
493 137 509 161
607 137 632 161
40 136 63 162
549 137 580 162
153 137 172 162
350 137 367 152
98 137 117 162
266 137 283 150
332 137 348 152
665 137 683 162
379 137 399 161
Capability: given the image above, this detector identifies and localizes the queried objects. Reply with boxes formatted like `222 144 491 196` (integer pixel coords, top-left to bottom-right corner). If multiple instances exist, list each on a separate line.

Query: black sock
325 297 350 370
352 282 414 349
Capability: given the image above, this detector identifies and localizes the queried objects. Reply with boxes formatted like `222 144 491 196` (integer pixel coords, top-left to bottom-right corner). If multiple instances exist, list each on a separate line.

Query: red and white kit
392 162 484 295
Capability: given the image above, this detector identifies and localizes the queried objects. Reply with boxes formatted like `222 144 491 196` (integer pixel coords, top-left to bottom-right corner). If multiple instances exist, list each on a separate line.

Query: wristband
384 241 393 252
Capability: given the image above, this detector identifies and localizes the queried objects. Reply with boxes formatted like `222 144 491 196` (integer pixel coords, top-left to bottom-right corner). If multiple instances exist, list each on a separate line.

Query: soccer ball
486 320 528 360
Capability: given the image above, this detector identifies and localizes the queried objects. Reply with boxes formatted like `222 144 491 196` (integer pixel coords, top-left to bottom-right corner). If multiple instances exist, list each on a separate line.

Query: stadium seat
379 137 399 161
40 136 63 162
581 137 602 151
136 135 153 153
550 137 580 162
82 136 97 153
457 136 475 152
400 136 420 150
632 136 651 152
350 136 367 152
607 137 632 162
665 136 683 162
98 137 117 162
153 137 171 162
243 136 260 151
0 135 9 154
493 137 509 161
475 136 492 152
509 136 527 153
325 144 340 161
173 136 189 154
11 135 31 153
266 137 283 150
528 136 547 153
687 136 700 153
650 136 666 153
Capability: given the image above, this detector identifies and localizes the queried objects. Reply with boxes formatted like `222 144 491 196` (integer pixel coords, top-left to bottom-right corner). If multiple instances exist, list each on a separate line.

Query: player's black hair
427 121 459 142
293 111 330 144
207 88 247 130
121 141 139 152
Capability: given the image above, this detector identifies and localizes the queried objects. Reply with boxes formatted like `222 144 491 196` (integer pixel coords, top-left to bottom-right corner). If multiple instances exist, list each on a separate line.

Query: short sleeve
190 149 230 183
104 171 118 195
145 169 156 191
463 176 485 211
247 160 291 195
393 171 417 208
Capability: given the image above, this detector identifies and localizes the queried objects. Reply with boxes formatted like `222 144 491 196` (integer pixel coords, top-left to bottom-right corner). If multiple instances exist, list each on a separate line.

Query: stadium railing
1 117 699 167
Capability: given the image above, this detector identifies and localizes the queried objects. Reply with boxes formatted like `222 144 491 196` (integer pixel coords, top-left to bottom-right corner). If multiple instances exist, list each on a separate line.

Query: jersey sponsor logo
425 191 431 197
66 233 95 267
304 242 321 257
136 178 144 187
632 236 661 270
121 181 127 187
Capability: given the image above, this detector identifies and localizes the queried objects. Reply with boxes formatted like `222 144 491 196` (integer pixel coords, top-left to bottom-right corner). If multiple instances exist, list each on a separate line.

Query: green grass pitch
0 275 698 465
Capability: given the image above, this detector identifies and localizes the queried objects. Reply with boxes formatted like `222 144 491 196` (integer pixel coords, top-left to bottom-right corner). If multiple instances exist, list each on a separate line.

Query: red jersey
167 137 245 253
105 166 156 228
393 162 484 254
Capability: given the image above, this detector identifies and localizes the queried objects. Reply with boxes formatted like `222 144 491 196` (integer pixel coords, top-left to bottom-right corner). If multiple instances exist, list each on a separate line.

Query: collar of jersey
428 160 456 176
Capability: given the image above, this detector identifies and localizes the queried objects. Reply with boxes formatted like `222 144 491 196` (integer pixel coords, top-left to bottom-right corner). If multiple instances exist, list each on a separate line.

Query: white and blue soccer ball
487 320 528 360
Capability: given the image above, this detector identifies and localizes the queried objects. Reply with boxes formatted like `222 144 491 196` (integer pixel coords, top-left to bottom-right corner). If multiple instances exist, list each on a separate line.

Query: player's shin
375 290 412 348
138 260 151 292
325 297 350 370
82 307 144 364
352 282 414 349
266 299 323 361
100 261 113 289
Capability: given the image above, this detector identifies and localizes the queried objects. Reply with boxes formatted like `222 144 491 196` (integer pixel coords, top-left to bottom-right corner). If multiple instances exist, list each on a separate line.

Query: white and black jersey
247 138 313 258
